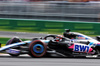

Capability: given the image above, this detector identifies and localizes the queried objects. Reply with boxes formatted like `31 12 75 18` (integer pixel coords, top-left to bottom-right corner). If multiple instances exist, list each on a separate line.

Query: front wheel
6 37 22 57
29 40 47 58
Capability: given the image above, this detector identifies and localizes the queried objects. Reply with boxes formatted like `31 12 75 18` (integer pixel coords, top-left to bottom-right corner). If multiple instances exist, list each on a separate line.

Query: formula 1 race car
0 34 100 58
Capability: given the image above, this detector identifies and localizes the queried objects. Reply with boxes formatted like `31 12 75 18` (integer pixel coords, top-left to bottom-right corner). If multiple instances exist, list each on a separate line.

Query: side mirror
96 36 100 41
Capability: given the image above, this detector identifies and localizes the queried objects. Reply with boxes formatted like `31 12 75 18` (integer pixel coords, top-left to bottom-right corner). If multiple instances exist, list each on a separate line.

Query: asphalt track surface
0 54 100 66
0 31 48 39
0 31 99 66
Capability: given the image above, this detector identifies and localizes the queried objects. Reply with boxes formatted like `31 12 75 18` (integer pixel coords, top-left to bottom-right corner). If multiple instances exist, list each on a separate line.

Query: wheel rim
33 44 44 54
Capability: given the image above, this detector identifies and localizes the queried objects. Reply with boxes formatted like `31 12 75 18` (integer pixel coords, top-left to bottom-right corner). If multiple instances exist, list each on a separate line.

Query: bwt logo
74 45 90 52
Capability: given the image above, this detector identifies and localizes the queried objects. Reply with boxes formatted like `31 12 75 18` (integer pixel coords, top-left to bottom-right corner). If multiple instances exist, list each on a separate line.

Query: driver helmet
55 35 64 42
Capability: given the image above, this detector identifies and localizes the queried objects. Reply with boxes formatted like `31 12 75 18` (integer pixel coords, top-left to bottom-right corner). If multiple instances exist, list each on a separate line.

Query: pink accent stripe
68 44 74 49
88 48 93 53
97 43 100 44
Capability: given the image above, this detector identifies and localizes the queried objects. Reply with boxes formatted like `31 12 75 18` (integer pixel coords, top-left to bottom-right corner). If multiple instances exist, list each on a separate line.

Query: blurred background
0 0 100 36
0 0 100 22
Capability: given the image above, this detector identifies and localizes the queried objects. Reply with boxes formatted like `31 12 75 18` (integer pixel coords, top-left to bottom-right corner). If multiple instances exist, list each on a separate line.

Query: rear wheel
29 40 47 58
6 37 22 57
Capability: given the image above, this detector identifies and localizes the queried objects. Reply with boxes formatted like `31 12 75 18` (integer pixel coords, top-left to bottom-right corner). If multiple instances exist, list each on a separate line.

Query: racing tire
29 40 47 58
6 37 22 57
